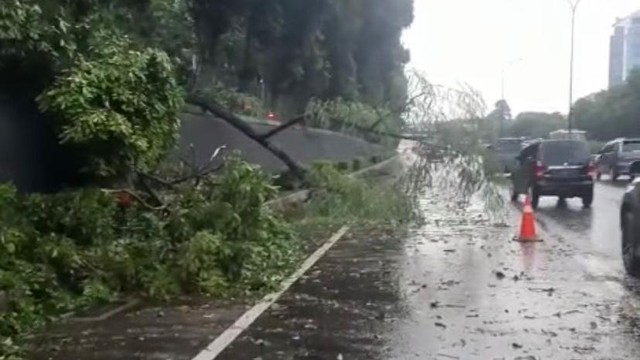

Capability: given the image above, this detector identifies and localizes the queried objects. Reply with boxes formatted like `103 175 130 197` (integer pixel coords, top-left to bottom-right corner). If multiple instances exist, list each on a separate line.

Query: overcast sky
403 0 639 116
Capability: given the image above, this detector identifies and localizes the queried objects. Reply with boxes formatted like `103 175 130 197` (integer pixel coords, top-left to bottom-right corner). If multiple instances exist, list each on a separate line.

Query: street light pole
567 0 583 134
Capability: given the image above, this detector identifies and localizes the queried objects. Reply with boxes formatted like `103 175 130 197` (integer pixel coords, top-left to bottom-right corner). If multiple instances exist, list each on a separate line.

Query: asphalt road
214 177 640 360
534 179 627 261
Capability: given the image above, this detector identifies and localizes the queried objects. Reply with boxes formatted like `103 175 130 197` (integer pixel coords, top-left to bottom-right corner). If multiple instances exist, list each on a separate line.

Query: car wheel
582 192 593 208
557 197 567 208
622 210 640 277
612 169 619 181
531 187 540 209
510 189 518 202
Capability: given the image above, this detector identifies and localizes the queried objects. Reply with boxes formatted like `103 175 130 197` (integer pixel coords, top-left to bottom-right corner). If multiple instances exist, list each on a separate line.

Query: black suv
510 139 595 209
621 180 640 276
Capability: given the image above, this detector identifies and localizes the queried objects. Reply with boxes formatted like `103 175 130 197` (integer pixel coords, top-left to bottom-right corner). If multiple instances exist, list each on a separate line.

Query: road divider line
191 226 350 360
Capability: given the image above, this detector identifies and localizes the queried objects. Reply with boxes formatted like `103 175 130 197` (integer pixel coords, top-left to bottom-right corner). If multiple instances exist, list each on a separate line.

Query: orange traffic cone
515 194 542 242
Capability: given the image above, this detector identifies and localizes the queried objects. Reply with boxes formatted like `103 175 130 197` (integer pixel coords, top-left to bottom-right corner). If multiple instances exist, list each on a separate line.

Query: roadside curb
348 155 401 178
191 226 350 360
70 298 140 323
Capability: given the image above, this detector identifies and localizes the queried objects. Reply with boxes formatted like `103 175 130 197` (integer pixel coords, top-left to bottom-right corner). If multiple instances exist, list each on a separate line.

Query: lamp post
567 0 583 134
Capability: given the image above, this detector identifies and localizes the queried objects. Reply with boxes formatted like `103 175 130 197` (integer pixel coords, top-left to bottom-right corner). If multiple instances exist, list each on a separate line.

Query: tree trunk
186 95 306 180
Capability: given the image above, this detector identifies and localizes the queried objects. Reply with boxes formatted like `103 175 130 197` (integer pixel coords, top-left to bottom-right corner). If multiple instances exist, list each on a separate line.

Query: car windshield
622 141 640 153
540 141 590 166
496 140 522 153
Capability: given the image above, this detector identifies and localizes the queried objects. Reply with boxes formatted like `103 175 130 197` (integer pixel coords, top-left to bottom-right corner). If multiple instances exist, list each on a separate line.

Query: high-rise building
609 10 640 88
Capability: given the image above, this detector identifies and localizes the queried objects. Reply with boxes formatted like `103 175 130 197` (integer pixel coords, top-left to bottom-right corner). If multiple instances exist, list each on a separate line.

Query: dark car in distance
510 139 595 209
596 138 640 181
492 137 525 173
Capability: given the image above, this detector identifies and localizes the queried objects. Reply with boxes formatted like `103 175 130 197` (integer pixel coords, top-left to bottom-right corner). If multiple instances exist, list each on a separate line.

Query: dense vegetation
0 1 418 357
0 0 414 182
0 160 280 353
1 0 413 153
475 99 566 142
573 70 640 141
506 111 565 140
191 0 413 116
0 156 418 358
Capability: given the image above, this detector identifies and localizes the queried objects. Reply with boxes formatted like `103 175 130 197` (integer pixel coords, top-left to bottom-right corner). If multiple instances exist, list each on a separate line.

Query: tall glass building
609 10 640 88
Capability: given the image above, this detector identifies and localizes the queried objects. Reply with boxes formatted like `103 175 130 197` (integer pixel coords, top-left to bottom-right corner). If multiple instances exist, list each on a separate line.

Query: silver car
596 138 640 181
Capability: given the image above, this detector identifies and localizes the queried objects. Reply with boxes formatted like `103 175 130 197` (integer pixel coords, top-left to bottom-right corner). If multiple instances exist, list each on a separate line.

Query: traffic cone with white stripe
515 194 542 242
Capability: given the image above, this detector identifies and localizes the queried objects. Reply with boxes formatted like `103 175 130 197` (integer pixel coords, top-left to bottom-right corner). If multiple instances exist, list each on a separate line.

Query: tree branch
186 95 306 180
102 189 166 211
326 116 429 141
259 114 306 140
138 145 227 188
137 176 165 207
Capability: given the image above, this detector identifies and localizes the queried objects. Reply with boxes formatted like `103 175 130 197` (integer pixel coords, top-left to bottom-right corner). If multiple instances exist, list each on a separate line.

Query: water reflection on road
534 181 624 260
388 178 640 359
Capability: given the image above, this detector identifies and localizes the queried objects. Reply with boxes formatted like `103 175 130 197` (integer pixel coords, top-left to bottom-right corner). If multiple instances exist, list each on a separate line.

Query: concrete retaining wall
179 112 388 172
0 100 390 192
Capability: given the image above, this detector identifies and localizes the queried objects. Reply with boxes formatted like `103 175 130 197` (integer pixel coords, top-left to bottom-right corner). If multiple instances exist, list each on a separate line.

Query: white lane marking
191 226 350 360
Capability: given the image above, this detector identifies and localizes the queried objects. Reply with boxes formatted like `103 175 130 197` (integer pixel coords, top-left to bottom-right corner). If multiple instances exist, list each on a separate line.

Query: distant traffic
490 130 640 183
489 130 640 279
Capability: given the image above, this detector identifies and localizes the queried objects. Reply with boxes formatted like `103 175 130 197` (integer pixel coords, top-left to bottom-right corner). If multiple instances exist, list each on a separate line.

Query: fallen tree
187 94 307 181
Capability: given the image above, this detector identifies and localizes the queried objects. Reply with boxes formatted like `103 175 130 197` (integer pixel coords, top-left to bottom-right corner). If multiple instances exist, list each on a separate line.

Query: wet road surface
217 179 640 359
534 180 626 260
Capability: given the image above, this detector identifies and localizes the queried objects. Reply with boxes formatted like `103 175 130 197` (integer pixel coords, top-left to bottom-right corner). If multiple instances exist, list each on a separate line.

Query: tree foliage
0 0 189 180
573 69 640 141
38 37 184 177
0 158 297 358
477 101 567 142
508 112 566 139
0 0 74 61
397 73 506 220
191 0 413 119
1 0 414 180
305 98 400 144
484 100 512 139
